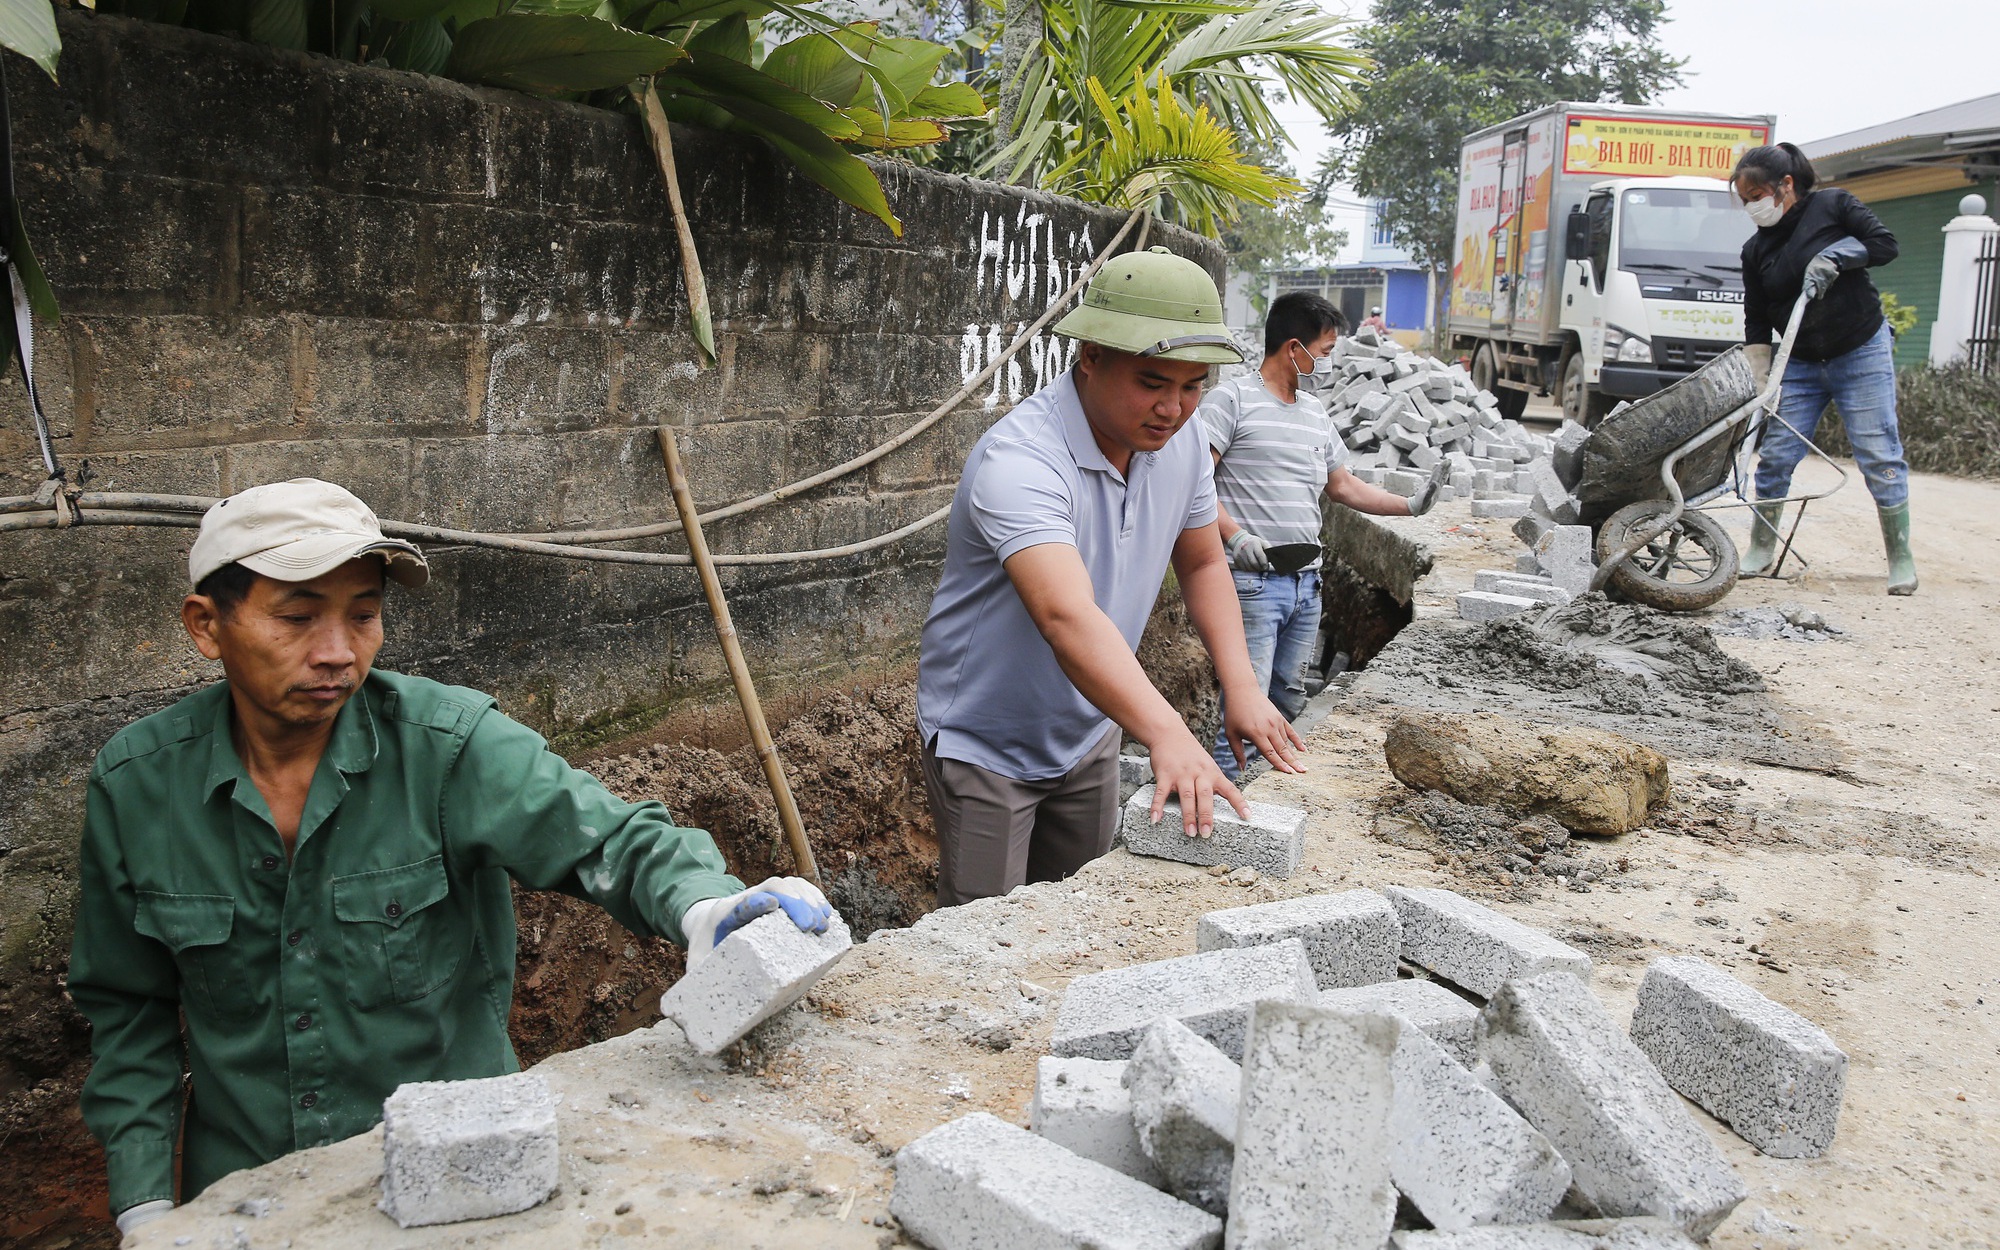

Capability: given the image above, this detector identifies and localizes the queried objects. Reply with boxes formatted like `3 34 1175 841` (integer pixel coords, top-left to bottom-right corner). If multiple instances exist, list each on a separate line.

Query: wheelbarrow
1572 294 1848 612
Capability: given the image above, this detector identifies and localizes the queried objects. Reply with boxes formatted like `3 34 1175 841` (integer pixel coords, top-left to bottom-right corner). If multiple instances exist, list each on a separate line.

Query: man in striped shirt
1201 292 1442 778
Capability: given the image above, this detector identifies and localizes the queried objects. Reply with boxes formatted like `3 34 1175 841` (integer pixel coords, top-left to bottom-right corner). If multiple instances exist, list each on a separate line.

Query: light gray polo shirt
917 369 1218 781
1200 375 1349 562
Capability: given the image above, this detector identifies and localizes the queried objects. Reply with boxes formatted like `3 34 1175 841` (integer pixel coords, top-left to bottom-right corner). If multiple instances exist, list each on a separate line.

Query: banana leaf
906 82 987 120
0 0 59 81
837 110 947 150
448 14 686 94
656 87 898 234
247 0 306 50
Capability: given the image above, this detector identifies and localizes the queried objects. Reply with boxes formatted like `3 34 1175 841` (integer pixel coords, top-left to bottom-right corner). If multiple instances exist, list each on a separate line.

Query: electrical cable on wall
1 208 1148 568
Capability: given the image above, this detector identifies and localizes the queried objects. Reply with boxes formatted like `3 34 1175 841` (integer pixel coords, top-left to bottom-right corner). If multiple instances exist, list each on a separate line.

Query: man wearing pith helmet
917 245 1306 907
69 478 840 1237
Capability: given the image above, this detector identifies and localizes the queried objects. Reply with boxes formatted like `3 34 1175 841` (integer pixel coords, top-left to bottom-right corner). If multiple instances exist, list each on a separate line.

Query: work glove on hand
117 1200 173 1242
1743 343 1773 390
1406 461 1451 516
680 876 833 969
1801 253 1840 301
1224 528 1272 572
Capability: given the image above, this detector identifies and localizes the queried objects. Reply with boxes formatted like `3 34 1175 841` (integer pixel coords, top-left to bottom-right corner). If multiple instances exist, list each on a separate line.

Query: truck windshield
1618 187 1751 285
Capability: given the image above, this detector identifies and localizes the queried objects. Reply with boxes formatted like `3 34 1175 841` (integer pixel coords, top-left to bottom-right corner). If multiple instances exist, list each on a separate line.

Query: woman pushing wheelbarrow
1734 141 1918 596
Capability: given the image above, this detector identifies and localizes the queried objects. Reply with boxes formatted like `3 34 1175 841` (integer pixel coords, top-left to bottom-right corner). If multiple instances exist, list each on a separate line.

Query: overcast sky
1277 0 1997 262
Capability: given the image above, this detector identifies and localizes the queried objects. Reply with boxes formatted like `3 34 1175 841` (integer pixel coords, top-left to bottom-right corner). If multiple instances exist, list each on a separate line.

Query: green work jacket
69 670 743 1215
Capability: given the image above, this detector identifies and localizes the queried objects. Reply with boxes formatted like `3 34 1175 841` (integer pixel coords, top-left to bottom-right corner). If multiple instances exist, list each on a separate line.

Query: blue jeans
1756 322 1909 509
1212 568 1321 779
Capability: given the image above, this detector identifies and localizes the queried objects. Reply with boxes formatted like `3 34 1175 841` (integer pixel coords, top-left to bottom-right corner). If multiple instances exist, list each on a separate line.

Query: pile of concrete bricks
892 884 1847 1249
1323 327 1554 515
1455 420 1603 622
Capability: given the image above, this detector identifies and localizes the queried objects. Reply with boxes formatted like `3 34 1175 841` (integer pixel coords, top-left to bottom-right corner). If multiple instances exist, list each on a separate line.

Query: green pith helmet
1053 245 1243 365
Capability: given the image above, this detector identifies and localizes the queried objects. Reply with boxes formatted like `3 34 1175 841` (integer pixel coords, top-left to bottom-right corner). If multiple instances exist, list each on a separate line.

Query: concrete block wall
0 9 1220 1087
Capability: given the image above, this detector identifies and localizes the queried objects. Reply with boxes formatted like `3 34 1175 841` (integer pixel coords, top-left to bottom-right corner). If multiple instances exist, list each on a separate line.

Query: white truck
1447 103 1775 427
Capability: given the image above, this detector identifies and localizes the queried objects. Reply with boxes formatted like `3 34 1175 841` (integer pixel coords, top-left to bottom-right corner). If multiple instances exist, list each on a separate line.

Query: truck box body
1447 103 1774 423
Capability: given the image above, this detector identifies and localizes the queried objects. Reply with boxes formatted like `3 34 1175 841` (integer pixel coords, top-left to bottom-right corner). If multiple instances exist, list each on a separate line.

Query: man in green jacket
69 478 835 1236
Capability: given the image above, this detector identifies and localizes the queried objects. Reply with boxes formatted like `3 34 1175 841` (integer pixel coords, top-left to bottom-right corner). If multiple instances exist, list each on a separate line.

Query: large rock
1383 714 1667 835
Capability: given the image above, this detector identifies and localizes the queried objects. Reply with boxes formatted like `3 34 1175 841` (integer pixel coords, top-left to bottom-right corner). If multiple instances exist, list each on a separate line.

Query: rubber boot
1879 503 1918 596
1741 501 1785 576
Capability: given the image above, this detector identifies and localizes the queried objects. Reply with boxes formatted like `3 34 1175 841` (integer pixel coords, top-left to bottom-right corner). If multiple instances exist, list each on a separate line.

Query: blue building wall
1385 270 1428 331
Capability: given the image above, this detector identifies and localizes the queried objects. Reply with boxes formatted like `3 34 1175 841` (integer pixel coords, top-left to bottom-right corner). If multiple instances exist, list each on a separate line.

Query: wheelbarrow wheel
1594 500 1740 612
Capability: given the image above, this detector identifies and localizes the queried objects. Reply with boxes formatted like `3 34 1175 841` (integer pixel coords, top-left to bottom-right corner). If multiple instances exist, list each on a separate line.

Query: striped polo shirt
1198 374 1348 557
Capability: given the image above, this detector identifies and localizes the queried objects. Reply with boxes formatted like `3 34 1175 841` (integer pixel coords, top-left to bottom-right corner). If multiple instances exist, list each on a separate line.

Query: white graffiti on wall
960 205 1097 407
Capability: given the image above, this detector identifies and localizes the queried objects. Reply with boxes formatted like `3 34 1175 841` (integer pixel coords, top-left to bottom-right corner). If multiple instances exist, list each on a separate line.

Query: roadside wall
0 10 1220 1094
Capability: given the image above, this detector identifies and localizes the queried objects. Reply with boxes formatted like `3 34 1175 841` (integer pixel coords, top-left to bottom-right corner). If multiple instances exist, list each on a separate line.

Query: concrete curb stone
1628 955 1848 1158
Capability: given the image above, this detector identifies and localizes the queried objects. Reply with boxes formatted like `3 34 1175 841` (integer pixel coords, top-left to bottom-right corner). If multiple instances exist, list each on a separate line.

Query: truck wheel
1471 344 1528 421
1594 501 1740 612
1560 353 1614 429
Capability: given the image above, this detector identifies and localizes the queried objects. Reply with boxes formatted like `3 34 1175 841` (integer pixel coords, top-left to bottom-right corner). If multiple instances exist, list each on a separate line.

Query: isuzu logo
1696 290 1745 303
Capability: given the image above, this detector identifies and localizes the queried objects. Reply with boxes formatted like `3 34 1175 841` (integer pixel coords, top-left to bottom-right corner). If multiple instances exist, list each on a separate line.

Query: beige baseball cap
189 478 429 590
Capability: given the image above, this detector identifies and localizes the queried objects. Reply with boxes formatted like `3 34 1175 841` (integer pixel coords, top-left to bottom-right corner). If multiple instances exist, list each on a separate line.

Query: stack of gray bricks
891 885 1843 1248
1455 418 1604 620
1319 326 1554 512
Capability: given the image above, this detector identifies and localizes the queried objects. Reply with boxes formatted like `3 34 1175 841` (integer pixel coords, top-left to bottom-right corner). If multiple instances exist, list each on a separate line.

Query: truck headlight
1618 336 1653 363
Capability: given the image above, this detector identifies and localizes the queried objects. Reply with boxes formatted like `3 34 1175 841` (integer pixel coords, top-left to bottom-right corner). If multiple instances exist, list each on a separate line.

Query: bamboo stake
656 421 822 890
638 80 716 364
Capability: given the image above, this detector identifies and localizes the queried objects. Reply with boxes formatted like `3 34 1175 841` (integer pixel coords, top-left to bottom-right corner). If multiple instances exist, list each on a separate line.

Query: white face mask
1744 194 1785 228
1293 343 1336 379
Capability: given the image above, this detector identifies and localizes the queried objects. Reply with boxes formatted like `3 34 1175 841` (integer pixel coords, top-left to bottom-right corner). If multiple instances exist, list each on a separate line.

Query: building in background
1801 91 2000 369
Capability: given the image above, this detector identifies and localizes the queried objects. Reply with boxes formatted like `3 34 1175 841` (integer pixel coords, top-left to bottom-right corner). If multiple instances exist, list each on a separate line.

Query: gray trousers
921 725 1123 908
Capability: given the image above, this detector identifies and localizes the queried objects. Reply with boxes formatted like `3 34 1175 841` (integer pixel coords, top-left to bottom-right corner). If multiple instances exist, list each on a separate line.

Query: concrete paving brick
1118 753 1153 805
1457 590 1540 622
1051 939 1318 1061
1319 978 1481 1065
1476 569 1554 592
659 909 853 1055
1515 553 1544 575
1628 956 1848 1157
1196 889 1400 990
1226 1001 1399 1250
1121 784 1305 878
1386 1021 1570 1230
1552 421 1592 488
1127 1018 1240 1215
1489 579 1574 605
1471 498 1532 518
1385 886 1591 998
1031 1057 1163 1187
378 1072 558 1228
1480 973 1747 1238
1534 525 1595 595
891 1112 1224 1250
1392 1218 1700 1248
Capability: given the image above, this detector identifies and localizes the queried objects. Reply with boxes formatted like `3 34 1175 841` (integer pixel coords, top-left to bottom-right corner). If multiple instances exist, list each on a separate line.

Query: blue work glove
680 876 833 968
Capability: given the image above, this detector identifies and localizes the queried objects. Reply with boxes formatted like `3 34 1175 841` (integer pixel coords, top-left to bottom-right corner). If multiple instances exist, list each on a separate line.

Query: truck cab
1560 176 1755 423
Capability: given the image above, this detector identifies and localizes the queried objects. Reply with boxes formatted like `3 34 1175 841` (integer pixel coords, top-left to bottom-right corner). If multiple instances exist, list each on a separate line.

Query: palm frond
1054 73 1298 237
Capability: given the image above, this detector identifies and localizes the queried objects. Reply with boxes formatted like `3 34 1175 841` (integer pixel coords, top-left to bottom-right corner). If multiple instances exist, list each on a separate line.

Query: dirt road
127 457 1999 1248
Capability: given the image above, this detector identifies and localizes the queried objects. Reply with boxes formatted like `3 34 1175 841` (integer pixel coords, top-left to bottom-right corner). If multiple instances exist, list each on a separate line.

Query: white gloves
1744 343 1773 390
1225 529 1272 572
117 1199 173 1241
679 876 834 969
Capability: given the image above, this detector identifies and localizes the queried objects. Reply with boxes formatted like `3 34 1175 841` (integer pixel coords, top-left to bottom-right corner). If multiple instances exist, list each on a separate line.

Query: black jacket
1741 187 1898 362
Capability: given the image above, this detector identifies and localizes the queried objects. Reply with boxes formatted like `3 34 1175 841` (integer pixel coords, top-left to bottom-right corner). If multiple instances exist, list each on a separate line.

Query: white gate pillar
1931 193 1999 367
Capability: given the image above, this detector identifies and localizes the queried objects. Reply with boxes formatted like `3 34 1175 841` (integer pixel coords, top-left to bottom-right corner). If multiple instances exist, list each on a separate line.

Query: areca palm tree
980 0 1368 236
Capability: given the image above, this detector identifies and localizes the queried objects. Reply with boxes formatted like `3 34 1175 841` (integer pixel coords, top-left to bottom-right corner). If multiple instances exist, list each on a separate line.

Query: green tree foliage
1220 144 1347 280
979 0 1367 237
1325 0 1684 272
1880 290 1920 338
